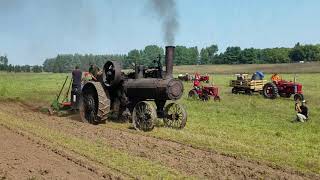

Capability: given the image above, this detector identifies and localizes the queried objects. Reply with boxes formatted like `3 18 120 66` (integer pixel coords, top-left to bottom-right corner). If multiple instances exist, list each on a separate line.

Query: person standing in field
71 65 82 111
294 100 309 122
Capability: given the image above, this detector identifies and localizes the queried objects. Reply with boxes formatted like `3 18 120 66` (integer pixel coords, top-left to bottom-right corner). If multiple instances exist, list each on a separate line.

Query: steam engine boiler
80 46 187 131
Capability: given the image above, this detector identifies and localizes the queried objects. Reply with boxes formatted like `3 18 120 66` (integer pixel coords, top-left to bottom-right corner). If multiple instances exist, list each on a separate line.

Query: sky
0 0 319 65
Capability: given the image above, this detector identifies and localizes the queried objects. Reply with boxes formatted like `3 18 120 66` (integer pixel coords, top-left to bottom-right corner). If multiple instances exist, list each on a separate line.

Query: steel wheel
80 93 97 124
80 82 110 124
163 103 187 129
132 101 156 131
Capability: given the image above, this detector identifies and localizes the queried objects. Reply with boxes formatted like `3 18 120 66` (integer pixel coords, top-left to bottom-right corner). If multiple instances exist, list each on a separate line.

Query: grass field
0 69 319 175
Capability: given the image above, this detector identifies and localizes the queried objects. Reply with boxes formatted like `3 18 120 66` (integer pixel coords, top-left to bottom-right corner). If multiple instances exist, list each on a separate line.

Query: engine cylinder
124 78 183 101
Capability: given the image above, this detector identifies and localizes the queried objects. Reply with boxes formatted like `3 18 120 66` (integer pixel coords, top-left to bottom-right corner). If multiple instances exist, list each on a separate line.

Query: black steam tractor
79 46 187 131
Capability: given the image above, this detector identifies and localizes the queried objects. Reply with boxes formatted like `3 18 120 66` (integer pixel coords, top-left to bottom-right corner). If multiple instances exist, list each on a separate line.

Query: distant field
0 72 319 175
173 62 320 74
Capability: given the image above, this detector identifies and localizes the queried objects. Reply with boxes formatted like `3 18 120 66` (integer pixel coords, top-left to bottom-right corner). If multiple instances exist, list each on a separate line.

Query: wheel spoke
163 103 186 129
132 102 155 131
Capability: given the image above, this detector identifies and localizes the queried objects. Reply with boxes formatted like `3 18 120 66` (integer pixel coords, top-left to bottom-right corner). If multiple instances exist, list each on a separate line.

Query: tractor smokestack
165 46 174 79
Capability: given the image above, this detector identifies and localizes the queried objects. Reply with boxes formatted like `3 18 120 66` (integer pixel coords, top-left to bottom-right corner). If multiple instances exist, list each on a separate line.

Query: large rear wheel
163 102 187 129
263 82 278 99
80 82 110 124
132 101 157 131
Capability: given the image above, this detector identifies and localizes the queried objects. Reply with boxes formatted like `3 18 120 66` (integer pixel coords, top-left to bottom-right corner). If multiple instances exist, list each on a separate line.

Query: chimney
165 46 175 79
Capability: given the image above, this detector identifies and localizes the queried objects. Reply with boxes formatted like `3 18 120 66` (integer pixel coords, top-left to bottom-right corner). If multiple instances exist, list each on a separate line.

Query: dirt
0 125 114 180
0 101 319 179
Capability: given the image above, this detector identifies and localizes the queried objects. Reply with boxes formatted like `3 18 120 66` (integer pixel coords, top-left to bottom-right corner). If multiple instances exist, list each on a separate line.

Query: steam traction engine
80 46 187 131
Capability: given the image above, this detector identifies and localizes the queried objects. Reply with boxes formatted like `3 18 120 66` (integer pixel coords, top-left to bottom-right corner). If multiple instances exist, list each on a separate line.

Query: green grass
0 72 319 174
0 72 67 103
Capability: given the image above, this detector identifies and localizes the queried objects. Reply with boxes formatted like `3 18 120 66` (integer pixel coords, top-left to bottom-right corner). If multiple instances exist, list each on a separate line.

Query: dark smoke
149 0 179 45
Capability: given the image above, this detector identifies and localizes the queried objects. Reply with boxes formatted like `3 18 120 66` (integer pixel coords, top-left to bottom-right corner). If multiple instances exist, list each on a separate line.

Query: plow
48 76 73 115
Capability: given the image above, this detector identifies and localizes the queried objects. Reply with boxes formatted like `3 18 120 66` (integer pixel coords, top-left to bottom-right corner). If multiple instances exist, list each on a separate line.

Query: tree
188 46 199 65
222 46 241 64
200 48 209 64
127 49 141 66
140 45 164 66
175 46 188 65
289 43 320 62
32 65 43 73
289 43 304 62
200 44 218 64
240 48 260 64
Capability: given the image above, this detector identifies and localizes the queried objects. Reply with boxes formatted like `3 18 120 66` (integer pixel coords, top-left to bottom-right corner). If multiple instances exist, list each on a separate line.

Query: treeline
2 43 320 73
42 43 320 73
0 56 43 72
201 43 320 64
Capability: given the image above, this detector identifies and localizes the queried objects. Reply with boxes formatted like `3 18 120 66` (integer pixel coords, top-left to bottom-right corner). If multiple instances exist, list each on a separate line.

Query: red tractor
199 75 210 83
188 86 221 101
262 76 304 101
194 72 210 83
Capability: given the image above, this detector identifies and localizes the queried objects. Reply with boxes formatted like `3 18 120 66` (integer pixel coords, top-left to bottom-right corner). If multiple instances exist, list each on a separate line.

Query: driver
271 73 282 82
193 76 201 91
88 64 101 80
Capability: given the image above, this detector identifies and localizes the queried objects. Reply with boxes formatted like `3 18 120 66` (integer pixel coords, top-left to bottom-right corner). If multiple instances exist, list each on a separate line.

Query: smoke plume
148 0 179 45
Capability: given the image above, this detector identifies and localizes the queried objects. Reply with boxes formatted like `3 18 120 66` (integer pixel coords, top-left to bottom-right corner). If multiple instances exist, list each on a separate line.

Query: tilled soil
0 125 109 180
0 101 319 179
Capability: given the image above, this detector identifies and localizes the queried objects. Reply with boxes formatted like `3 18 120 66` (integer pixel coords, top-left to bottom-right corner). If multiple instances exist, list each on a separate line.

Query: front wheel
163 103 187 129
214 96 221 102
188 90 198 99
132 101 157 131
294 94 304 101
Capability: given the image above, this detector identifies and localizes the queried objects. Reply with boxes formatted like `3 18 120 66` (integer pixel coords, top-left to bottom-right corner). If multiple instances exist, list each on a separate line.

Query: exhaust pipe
165 46 175 79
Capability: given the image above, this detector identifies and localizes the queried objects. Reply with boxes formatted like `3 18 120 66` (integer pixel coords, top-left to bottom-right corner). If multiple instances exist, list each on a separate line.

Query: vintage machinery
199 75 210 83
230 74 266 95
178 73 192 81
48 76 73 115
262 77 304 101
188 86 220 101
79 46 187 131
195 73 210 83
